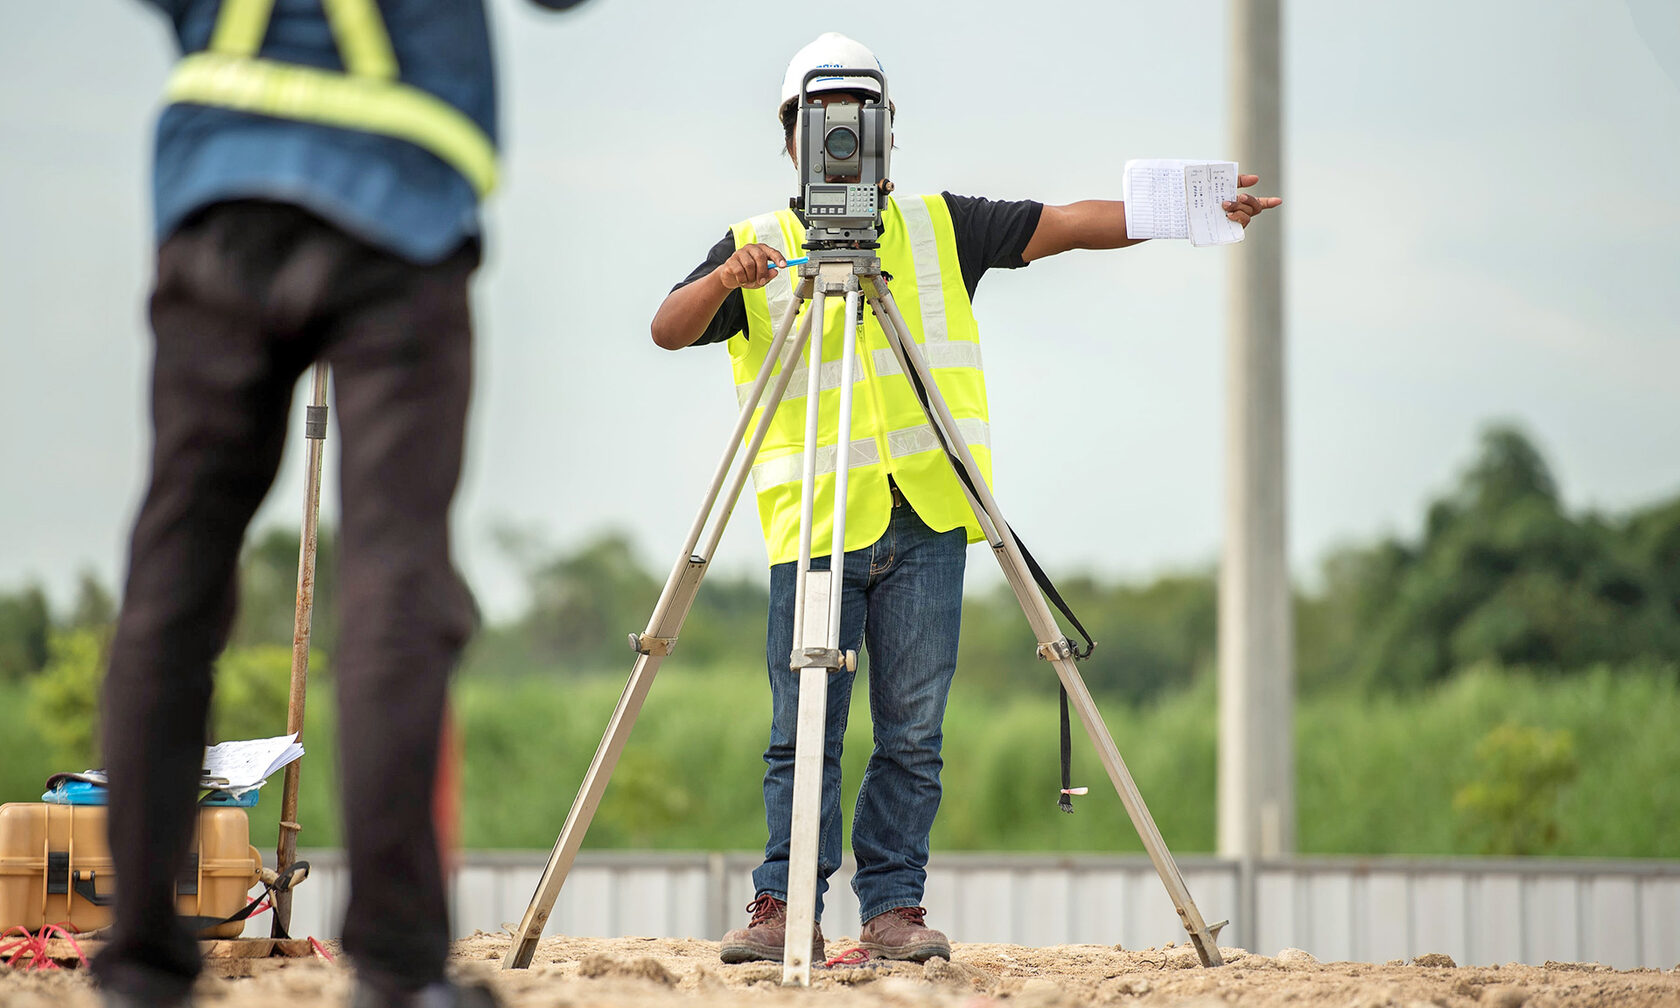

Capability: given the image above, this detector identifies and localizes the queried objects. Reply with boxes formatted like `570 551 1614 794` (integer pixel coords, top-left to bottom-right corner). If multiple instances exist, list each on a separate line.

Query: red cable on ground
0 924 83 971
40 923 87 967
0 926 35 968
825 946 873 967
1 925 48 970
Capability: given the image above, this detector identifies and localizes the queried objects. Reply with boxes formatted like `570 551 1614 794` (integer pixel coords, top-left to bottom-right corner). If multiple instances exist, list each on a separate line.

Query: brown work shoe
719 894 827 964
859 905 952 962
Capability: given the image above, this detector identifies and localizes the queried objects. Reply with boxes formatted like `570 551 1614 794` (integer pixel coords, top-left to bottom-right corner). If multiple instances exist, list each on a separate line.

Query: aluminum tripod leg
782 271 863 985
501 298 816 970
864 278 1228 967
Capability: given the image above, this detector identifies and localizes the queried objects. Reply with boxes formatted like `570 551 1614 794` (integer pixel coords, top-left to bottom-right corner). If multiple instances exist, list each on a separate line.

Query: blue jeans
752 500 967 924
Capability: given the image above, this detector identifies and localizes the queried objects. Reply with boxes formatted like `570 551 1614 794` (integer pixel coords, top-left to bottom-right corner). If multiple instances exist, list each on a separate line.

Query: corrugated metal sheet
272 851 1680 969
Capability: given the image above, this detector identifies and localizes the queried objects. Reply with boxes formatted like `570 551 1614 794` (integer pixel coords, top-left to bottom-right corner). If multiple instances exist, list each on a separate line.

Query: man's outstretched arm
1020 173 1282 263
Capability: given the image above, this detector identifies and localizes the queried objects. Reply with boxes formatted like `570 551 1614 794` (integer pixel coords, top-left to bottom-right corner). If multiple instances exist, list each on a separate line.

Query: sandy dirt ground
5 932 1678 1007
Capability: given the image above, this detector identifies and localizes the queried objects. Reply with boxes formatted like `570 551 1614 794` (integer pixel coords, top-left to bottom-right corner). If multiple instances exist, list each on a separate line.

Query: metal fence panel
1467 872 1524 966
1642 878 1680 970
265 851 1680 969
1525 874 1581 964
1361 872 1411 963
1413 871 1469 963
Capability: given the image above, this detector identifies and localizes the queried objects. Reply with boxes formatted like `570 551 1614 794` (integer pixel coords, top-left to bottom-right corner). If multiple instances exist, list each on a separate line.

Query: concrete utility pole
1219 0 1293 942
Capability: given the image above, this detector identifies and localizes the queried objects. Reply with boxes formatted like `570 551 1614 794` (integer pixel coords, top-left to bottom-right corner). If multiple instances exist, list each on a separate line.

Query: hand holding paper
1122 159 1281 246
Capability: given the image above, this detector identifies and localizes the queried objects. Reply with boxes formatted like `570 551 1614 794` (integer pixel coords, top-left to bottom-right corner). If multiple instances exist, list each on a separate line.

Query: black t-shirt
671 192 1043 347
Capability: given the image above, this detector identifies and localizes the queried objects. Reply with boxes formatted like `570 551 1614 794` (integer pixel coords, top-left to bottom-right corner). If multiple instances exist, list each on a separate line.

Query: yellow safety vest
730 194 993 567
164 0 498 197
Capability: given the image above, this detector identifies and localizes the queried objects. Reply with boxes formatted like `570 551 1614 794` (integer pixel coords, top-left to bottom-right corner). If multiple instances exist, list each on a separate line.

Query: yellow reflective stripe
167 52 497 196
896 195 949 343
925 194 980 344
208 0 275 57
883 418 991 462
752 437 882 489
870 341 983 377
746 211 799 329
735 354 851 406
751 418 993 491
739 341 986 405
322 0 398 79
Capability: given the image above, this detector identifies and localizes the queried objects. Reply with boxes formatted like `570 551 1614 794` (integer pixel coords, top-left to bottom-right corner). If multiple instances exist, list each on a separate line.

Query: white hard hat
778 32 883 120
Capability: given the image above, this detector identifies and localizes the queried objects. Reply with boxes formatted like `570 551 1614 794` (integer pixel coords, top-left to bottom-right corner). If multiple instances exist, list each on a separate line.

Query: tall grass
3 663 1675 858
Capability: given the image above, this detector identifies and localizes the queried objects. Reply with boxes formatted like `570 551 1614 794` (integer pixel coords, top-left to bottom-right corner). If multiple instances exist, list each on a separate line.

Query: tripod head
789 67 893 250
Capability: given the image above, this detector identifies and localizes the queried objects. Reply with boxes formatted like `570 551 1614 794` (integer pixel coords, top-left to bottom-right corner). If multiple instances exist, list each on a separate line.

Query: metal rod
274 362 329 937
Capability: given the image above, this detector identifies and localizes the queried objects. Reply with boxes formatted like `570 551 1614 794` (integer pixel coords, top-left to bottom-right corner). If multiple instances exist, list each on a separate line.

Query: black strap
886 335 1095 811
179 859 309 939
179 886 276 937
1058 688 1074 813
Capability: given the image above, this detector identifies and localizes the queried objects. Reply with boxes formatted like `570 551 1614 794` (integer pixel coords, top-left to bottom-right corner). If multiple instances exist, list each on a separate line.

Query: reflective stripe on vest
751 418 993 490
728 194 992 567
166 0 497 197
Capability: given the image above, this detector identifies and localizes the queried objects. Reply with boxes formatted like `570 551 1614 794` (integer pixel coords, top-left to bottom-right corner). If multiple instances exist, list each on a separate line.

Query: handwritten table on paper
1122 158 1244 246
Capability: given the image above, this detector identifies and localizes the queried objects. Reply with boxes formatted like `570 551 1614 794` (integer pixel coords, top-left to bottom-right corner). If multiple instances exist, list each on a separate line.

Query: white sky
2 0 1677 618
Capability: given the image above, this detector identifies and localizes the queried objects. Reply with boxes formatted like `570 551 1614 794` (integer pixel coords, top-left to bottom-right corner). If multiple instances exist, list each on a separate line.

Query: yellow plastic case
0 803 262 937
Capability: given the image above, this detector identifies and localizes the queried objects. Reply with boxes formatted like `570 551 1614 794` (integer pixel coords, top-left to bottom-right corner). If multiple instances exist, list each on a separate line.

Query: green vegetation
1 422 1676 858
4 662 1674 857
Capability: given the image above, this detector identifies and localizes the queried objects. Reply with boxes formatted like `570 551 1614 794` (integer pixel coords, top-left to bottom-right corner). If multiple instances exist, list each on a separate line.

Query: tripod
501 248 1226 984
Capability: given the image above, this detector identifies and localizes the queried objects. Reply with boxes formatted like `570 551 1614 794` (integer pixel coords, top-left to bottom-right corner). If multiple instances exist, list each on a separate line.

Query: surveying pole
1219 0 1293 951
273 363 328 937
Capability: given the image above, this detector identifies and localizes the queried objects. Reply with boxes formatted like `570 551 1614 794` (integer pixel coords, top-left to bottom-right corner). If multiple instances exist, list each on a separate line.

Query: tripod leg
501 298 816 970
782 281 862 986
864 281 1227 967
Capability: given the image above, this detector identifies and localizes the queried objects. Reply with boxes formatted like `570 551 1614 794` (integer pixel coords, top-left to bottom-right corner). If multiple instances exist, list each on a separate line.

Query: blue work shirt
145 0 498 264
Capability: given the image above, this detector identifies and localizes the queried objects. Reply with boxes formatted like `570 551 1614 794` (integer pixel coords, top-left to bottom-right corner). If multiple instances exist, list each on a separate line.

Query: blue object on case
41 780 108 805
199 789 261 807
40 780 259 807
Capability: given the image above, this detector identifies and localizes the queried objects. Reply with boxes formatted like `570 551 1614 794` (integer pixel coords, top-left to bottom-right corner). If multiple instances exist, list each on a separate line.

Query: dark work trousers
93 200 479 1004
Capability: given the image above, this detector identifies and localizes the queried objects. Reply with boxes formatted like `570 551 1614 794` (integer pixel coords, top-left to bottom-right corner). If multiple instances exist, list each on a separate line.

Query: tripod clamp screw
629 633 676 657
790 647 856 672
1036 639 1075 662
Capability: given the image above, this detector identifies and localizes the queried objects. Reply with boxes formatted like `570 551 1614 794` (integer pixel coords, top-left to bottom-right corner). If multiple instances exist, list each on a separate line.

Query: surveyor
649 31 1280 965
95 2 586 1007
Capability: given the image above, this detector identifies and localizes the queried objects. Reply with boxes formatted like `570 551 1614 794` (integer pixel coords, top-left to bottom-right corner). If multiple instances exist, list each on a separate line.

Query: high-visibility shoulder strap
208 0 395 78
208 0 275 57
321 0 397 80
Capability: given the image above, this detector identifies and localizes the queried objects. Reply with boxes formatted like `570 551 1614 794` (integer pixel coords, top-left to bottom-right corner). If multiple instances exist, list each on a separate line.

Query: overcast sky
2 0 1677 619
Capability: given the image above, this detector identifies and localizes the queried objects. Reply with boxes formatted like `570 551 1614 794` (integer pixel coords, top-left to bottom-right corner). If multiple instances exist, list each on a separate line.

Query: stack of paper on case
200 733 305 796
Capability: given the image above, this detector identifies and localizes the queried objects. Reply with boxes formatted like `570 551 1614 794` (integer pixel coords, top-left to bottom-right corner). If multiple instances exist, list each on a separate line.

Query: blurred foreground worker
649 32 1280 965
96 2 587 1007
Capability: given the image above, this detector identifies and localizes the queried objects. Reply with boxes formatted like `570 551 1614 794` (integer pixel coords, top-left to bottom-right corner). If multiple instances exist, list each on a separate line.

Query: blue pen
769 256 809 269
